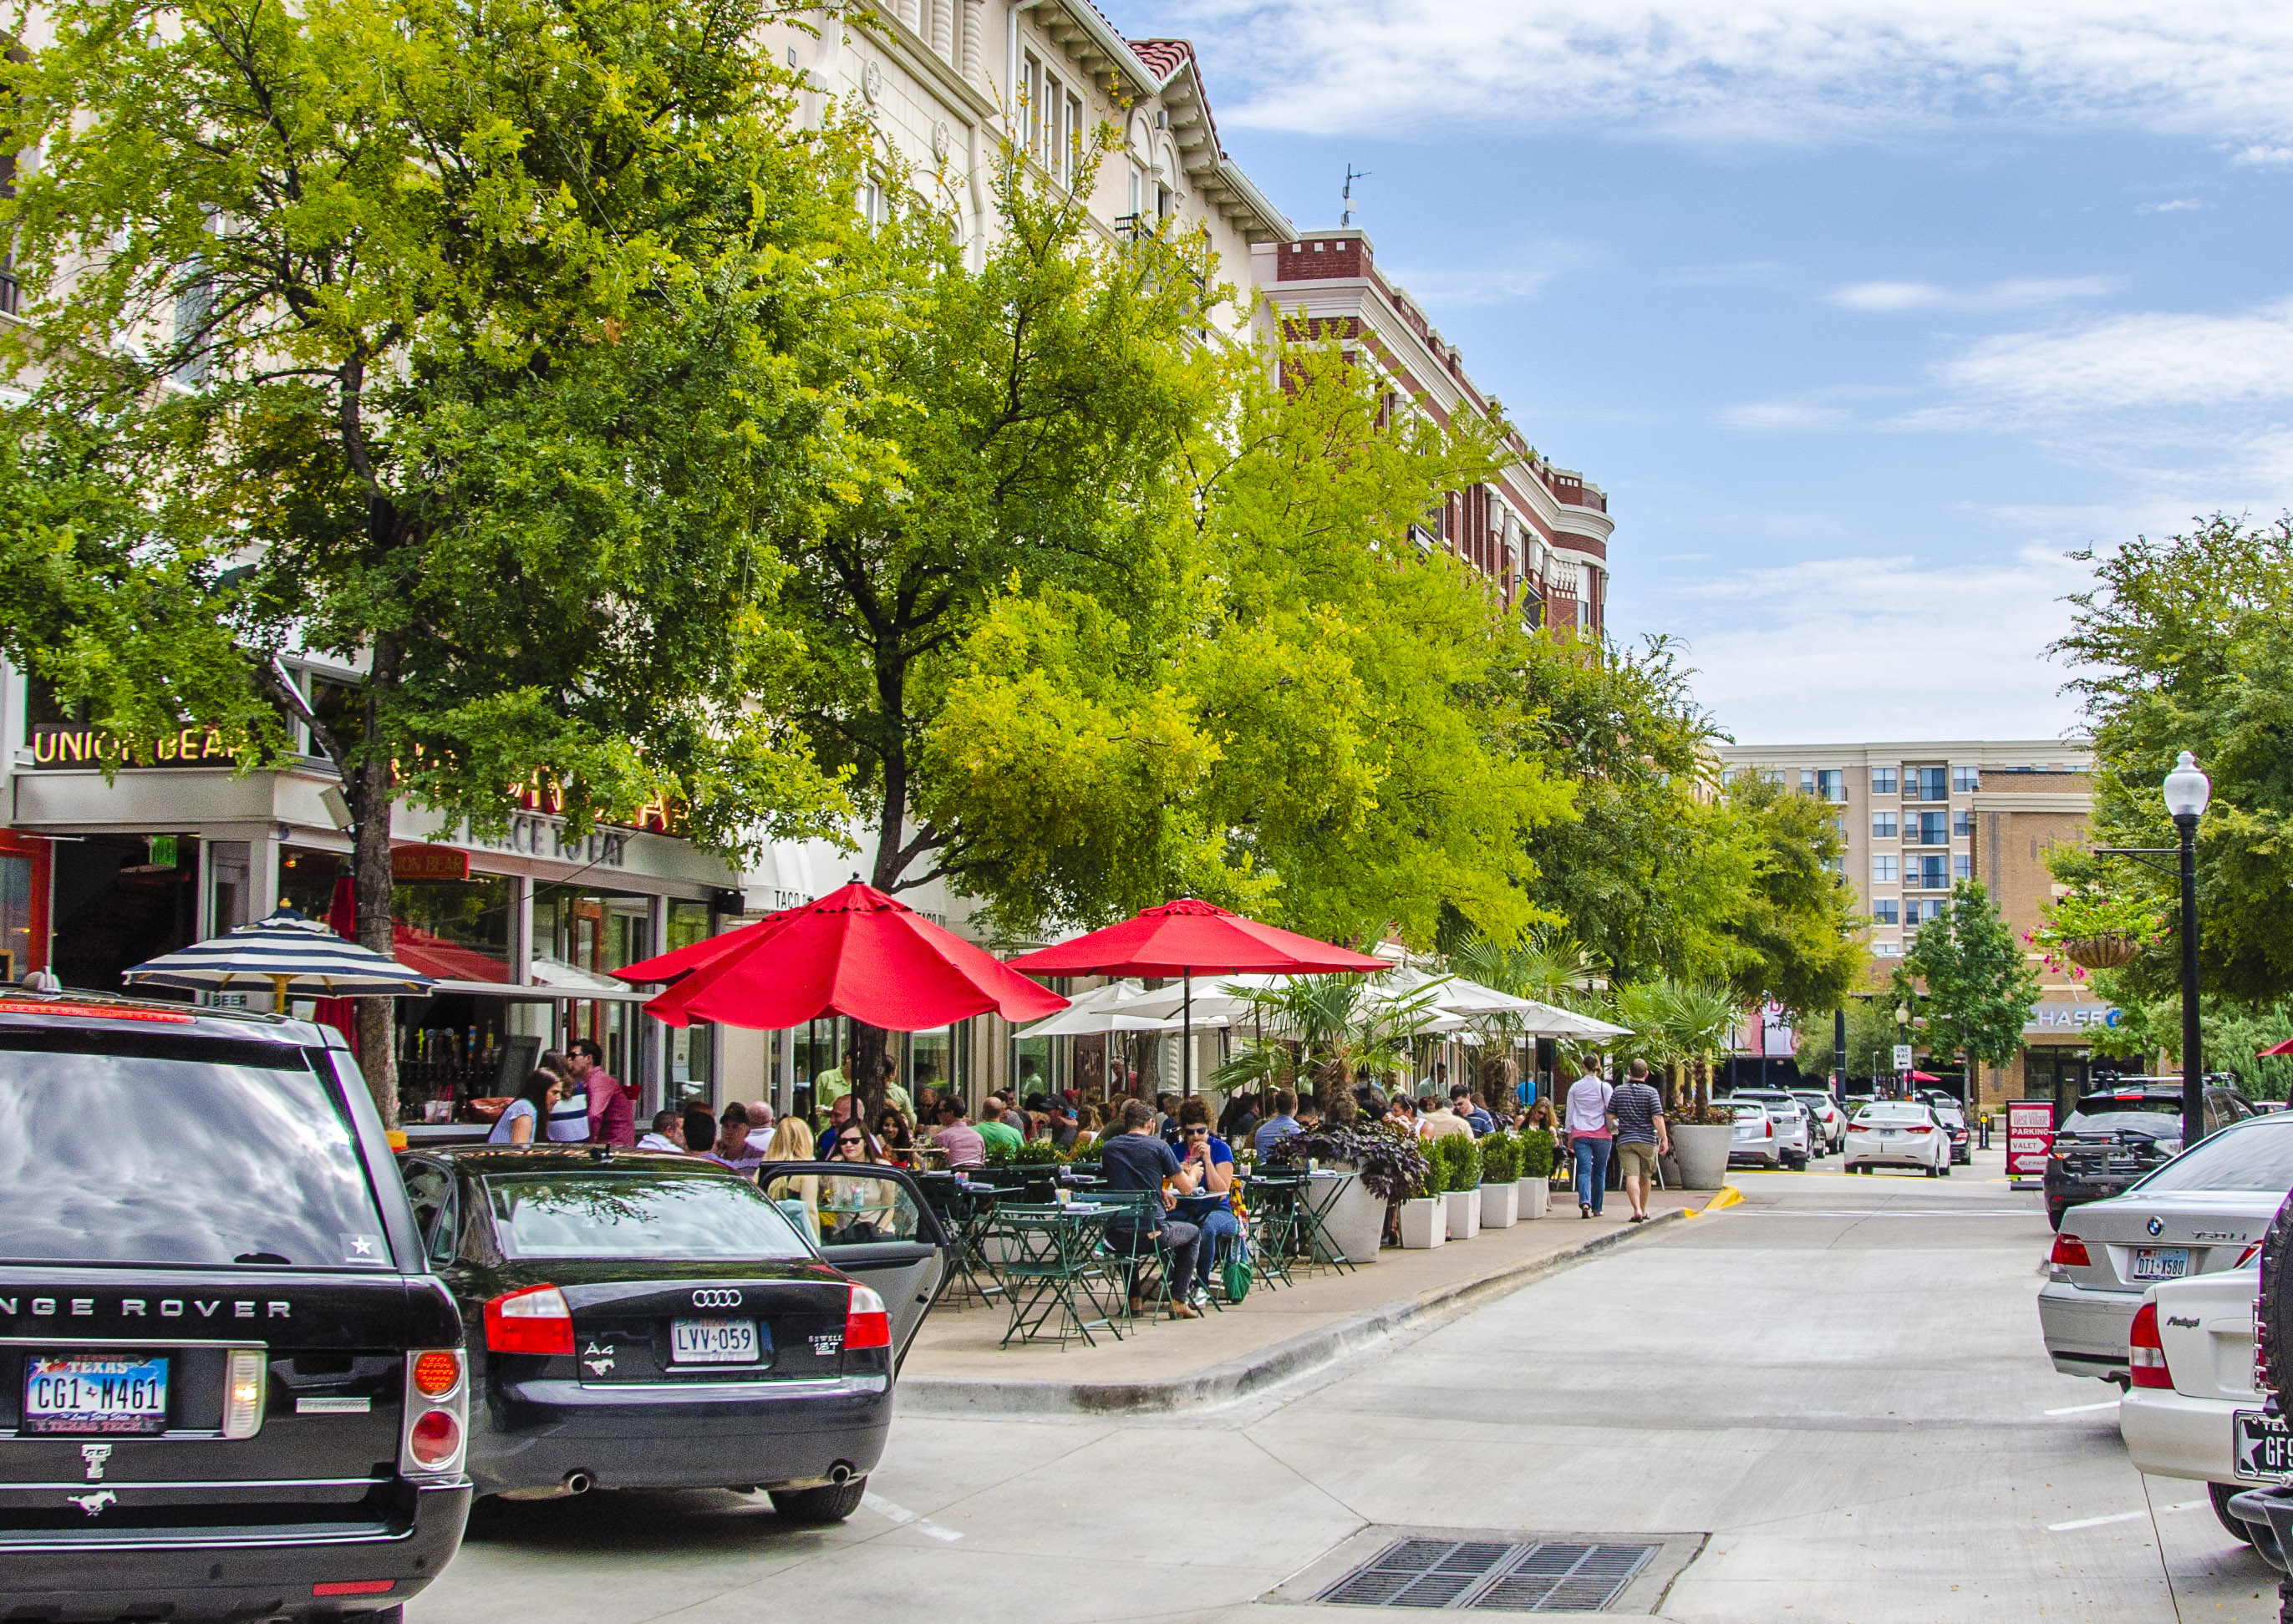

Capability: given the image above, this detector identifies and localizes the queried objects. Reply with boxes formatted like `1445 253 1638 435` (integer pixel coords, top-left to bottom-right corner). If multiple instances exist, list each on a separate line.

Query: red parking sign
2007 1099 2055 1177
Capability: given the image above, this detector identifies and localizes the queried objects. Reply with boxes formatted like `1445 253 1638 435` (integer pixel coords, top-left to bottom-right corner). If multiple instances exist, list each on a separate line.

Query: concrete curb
897 1206 1686 1418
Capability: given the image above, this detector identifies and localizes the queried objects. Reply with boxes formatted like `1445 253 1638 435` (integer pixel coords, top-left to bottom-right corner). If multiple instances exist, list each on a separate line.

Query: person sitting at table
876 1105 916 1160
821 1119 897 1239
976 1096 1024 1158
815 1093 857 1158
704 1103 766 1176
931 1097 987 1169
1253 1089 1304 1156
1101 1098 1202 1319
1176 1100 1239 1309
760 1116 821 1228
1384 1094 1417 1136
636 1109 685 1154
1041 1096 1080 1152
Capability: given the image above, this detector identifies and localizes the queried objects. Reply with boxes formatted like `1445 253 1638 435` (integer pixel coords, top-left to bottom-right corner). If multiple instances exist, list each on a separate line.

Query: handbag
1222 1233 1251 1303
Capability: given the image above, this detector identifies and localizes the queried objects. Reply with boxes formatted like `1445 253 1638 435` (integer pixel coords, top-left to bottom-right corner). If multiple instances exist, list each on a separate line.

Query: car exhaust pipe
498 1470 593 1501
828 1462 855 1485
563 1470 593 1495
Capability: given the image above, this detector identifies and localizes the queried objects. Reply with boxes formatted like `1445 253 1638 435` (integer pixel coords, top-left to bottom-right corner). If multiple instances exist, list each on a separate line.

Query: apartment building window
1814 769 1844 802
1800 769 1813 794
1721 768 1741 786
1871 811 1898 839
1021 52 1045 162
1953 809 1972 838
1129 164 1143 217
1954 855 1972 881
1872 899 1900 925
1871 768 1898 794
1871 855 1899 884
1874 941 1904 957
1913 898 1945 923
1761 768 1784 786
1913 766 1948 801
1912 855 1948 889
1953 766 1980 794
1065 89 1084 179
1917 811 1948 845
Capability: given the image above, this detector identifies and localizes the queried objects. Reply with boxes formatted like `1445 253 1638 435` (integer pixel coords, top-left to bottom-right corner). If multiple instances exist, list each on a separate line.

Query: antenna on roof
1341 165 1370 228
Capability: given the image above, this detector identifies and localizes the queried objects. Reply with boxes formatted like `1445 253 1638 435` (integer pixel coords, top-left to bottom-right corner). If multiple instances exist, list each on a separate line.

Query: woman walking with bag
1563 1055 1616 1219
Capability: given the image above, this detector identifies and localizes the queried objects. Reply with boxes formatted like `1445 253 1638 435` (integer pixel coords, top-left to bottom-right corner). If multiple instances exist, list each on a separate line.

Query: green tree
1905 881 2041 1084
2051 515 2293 1004
1711 774 1868 1019
1 0 867 1115
1792 996 1901 1086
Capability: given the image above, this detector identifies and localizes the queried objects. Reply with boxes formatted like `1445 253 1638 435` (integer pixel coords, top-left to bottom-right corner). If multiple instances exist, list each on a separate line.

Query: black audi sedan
397 1147 947 1521
2043 1079 2259 1230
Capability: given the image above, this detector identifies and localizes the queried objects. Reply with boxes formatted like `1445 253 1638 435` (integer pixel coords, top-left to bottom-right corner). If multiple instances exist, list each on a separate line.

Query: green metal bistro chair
1241 1173 1304 1291
996 1205 1119 1349
1082 1188 1182 1323
936 1183 1007 1310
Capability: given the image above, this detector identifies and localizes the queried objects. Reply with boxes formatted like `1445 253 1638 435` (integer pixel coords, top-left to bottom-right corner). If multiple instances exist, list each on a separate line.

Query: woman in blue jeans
1563 1059 1615 1219
1177 1115 1241 1302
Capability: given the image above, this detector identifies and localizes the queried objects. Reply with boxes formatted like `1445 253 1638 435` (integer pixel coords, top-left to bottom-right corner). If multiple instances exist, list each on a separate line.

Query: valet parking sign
2007 1100 2056 1178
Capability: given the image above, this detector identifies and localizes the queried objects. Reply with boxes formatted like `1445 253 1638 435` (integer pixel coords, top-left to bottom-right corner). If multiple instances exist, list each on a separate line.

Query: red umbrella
643 881 1066 1033
614 907 801 985
2260 1038 2293 1058
1004 898 1385 1094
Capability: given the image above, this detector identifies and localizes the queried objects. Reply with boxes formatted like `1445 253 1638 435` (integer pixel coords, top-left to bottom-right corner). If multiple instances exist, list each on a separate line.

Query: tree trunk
852 1023 888 1132
352 632 401 1128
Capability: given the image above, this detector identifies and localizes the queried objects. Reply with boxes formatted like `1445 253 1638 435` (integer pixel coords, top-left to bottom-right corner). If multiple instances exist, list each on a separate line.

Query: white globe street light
2163 751 2211 1149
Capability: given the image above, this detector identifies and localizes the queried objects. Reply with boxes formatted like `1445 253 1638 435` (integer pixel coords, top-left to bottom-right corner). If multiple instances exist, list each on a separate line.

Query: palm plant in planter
1616 977 1739 1189
1478 1130 1523 1228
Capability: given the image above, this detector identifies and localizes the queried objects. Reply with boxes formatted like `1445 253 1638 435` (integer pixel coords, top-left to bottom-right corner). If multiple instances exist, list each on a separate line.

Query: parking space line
2043 1399 2120 1416
2049 1500 2204 1532
862 1490 964 1542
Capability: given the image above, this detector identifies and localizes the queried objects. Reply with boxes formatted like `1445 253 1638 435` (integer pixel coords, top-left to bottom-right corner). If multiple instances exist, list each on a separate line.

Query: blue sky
1094 1 2293 744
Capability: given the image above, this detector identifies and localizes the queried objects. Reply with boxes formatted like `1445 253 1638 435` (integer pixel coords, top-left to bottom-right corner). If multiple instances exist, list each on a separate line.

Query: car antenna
592 1141 616 1165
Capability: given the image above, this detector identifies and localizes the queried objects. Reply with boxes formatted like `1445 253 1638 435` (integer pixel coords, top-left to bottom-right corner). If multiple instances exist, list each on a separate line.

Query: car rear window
2075 1094 2178 1118
1854 1106 1928 1123
0 1035 389 1269
2128 1119 2293 1194
485 1171 816 1261
2063 1111 2180 1136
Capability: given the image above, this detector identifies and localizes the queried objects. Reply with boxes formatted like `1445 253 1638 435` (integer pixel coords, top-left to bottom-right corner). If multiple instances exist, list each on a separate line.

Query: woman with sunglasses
822 1121 896 1240
1175 1099 1239 1311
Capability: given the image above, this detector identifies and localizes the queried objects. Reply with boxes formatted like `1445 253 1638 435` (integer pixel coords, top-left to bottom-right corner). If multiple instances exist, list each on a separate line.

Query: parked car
2117 1266 2270 1548
2044 1080 2259 1231
1728 1099 1781 1168
1726 1092 1814 1168
1932 1102 1972 1165
2038 1111 2293 1383
398 1147 948 1520
1841 1101 1951 1176
0 988 470 1622
1790 1090 1848 1154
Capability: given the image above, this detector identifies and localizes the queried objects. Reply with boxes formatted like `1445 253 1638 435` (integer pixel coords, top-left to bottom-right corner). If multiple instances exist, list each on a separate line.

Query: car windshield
0 1033 389 1269
2063 1111 2179 1137
2127 1120 2293 1195
485 1171 816 1261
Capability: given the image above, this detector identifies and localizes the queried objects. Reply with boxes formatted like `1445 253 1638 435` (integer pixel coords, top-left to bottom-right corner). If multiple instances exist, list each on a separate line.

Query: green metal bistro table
994 1204 1121 1348
1295 1168 1361 1275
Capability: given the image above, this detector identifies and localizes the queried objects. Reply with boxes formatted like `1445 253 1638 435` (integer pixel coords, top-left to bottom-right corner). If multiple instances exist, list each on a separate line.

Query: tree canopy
1905 880 2041 1072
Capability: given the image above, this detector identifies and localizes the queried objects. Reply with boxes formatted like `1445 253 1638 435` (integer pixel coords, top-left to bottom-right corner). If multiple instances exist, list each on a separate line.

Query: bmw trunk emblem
2146 1216 2164 1236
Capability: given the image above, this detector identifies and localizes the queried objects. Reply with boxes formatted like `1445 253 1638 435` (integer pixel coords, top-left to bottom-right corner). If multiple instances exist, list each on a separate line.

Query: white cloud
2231 145 2293 166
1720 401 1852 430
1167 1 2293 148
2139 198 2204 212
1940 298 2293 409
1827 275 2121 312
1624 546 2093 743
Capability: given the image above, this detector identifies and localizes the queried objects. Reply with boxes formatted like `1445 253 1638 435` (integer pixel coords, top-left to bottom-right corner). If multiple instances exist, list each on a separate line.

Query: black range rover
0 990 470 1621
2042 1078 2259 1230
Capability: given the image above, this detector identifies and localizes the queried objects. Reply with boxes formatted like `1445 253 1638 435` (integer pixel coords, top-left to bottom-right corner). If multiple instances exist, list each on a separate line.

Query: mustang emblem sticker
585 1358 615 1376
68 1490 117 1517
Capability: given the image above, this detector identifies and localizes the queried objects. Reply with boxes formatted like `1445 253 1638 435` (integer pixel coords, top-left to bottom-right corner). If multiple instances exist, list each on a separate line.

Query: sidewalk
899 1185 1701 1416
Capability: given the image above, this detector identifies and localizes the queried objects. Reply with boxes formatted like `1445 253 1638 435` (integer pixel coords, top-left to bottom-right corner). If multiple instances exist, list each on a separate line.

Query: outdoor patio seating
994 1204 1121 1349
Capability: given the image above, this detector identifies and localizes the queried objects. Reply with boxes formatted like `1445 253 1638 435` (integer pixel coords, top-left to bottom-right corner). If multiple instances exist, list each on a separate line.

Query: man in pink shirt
567 1038 635 1147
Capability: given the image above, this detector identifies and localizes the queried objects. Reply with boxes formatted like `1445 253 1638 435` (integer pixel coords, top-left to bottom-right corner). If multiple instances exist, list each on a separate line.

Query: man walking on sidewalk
1612 1059 1669 1223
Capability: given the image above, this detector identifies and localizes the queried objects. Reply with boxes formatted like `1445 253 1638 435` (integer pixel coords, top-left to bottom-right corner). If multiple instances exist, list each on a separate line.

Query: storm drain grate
1318 1539 1660 1612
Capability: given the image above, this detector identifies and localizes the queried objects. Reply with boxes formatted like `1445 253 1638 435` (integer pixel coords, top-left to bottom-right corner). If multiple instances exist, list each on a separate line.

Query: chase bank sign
2025 1003 2123 1034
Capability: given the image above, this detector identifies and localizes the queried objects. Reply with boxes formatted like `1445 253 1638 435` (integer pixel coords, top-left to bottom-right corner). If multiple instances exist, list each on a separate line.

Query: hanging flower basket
2062 933 2142 970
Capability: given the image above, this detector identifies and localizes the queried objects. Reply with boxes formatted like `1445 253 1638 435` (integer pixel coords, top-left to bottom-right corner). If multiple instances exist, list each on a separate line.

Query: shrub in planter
1014 1137 1066 1165
1437 1134 1483 1239
1518 1129 1557 1181
1480 1131 1523 1185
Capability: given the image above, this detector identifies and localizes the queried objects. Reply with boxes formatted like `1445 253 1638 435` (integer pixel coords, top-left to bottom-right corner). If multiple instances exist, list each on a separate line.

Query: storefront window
540 885 653 1091
51 833 199 993
395 873 514 983
0 853 33 982
662 901 713 1114
1010 1032 1060 1104
276 846 345 924
909 1027 954 1112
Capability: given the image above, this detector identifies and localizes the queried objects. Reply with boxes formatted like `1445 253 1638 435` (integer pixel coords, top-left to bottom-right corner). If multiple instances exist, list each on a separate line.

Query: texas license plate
671 1319 760 1364
2237 1410 2293 1480
23 1354 169 1435
2133 1247 2191 1280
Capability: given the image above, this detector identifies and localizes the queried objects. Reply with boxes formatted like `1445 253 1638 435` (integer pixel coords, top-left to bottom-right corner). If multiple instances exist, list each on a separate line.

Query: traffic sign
1892 1043 1914 1071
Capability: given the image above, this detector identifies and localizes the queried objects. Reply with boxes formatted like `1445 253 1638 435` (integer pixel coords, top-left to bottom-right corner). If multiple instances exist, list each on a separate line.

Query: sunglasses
838 1134 864 1146
1186 1128 1209 1137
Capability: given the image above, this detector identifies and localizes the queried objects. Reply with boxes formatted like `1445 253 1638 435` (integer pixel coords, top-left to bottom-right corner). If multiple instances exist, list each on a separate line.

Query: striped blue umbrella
124 910 436 1002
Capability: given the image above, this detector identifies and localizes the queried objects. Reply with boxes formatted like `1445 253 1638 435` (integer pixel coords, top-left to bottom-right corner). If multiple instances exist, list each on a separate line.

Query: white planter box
1518 1178 1549 1220
1480 1180 1519 1229
1398 1196 1446 1249
1313 1168 1388 1263
1671 1123 1734 1190
1444 1188 1480 1241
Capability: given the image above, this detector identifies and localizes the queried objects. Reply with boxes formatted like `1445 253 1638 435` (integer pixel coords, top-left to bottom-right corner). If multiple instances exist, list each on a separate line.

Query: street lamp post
2163 751 2212 1149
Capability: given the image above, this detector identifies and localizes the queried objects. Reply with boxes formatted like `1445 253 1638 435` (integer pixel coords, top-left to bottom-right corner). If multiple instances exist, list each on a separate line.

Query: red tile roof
1127 38 1192 82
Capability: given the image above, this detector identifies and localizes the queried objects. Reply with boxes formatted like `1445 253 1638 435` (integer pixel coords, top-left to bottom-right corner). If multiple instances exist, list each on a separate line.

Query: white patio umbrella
125 909 436 1008
1014 980 1178 1038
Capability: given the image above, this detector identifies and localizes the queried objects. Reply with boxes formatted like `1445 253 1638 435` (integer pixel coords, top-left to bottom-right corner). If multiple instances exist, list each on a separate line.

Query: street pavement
413 1149 2278 1622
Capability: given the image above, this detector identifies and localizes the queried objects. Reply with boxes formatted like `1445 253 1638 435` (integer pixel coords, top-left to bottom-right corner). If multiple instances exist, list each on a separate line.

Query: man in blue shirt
1253 1089 1303 1156
1452 1087 1495 1137
1100 1099 1202 1318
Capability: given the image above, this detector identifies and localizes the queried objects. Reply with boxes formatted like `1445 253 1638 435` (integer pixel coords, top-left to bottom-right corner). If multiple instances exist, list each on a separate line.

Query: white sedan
1842 1101 1951 1176
2118 1267 2274 1550
1728 1099 1781 1168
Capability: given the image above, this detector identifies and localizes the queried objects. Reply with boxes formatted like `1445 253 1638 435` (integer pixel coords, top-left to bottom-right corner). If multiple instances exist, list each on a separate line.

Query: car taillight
1901 1124 1934 1134
222 1347 267 1439
400 1346 467 1479
2238 1244 2263 1269
407 1407 461 1468
2130 1302 2174 1389
846 1283 892 1351
485 1284 574 1355
2050 1234 2092 1267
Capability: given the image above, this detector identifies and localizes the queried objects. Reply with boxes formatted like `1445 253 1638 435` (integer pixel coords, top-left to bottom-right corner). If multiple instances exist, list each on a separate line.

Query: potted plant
2026 890 2167 978
1517 1128 1553 1218
1263 1123 1421 1263
1397 1136 1446 1248
1479 1131 1522 1228
1441 1134 1482 1241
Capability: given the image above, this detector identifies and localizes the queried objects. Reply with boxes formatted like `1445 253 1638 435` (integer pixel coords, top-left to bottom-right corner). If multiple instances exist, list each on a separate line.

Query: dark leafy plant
1263 1122 1430 1203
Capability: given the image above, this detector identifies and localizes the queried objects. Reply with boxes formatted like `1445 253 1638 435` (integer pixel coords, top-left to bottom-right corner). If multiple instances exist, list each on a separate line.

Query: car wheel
770 1477 867 1525
1924 1161 1940 1178
347 1611 404 1624
1940 1160 1952 1177
2210 1480 2258 1545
